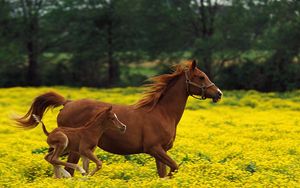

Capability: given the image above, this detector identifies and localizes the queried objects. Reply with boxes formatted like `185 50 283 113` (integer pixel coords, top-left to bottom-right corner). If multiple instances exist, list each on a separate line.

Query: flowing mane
134 61 192 109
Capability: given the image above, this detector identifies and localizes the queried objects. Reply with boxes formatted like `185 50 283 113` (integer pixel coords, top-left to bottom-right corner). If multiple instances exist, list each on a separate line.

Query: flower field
1 87 300 187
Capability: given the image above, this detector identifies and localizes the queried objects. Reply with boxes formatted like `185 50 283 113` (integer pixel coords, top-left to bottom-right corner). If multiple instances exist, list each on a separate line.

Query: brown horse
15 60 222 178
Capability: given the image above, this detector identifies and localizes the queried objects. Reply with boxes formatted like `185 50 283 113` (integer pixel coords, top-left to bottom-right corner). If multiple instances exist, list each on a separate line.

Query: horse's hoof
167 173 174 178
81 170 87 176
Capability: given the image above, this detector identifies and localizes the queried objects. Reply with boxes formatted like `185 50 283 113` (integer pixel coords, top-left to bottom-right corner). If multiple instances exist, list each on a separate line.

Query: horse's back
57 99 108 128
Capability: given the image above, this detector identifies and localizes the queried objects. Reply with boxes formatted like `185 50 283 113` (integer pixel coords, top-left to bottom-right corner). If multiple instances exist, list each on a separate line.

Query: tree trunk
26 40 38 86
202 53 212 79
20 0 42 86
107 3 119 87
193 0 216 80
26 15 39 86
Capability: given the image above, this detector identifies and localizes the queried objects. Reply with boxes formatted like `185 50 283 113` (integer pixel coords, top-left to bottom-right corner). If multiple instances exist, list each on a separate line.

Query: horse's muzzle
212 89 222 103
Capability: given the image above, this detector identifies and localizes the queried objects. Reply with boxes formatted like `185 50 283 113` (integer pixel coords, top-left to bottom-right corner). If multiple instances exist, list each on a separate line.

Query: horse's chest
145 121 177 150
161 127 176 150
163 137 174 150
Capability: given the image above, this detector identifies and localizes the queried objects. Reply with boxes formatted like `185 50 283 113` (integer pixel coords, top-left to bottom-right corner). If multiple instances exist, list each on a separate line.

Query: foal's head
185 60 222 102
94 106 126 133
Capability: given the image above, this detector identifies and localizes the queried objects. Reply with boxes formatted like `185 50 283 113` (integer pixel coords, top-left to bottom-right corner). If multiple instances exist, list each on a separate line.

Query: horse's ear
190 60 197 70
106 106 112 111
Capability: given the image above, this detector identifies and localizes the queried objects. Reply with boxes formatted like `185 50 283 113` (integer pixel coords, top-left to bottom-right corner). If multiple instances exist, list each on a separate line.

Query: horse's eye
199 76 205 80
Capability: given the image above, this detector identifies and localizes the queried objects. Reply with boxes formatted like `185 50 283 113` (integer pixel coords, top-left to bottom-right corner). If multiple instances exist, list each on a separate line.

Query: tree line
0 0 299 91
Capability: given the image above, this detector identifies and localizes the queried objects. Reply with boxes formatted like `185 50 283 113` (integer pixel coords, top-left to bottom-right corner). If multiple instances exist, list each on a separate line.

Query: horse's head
100 106 127 133
185 60 222 102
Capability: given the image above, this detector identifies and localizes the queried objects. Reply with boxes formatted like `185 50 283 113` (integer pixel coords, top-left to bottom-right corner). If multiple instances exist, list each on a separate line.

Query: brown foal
33 106 126 178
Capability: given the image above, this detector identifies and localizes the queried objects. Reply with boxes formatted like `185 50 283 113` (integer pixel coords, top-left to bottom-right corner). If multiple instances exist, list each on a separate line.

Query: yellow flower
1 88 300 187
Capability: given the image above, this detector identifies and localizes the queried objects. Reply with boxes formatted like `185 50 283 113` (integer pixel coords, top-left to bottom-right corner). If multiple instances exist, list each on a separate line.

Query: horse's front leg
148 146 178 177
80 150 102 176
82 156 90 174
155 159 167 178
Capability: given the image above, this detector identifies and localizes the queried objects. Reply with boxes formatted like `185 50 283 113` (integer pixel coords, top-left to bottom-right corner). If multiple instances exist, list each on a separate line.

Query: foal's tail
13 91 68 129
32 114 49 136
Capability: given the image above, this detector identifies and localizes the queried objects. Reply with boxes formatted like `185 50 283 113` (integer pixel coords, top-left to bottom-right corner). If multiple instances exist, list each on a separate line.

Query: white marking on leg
53 165 62 178
77 165 86 175
60 168 71 178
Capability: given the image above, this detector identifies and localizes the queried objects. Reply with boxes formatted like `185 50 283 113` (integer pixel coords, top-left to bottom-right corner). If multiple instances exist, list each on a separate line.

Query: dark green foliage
32 147 49 154
111 171 131 181
0 0 299 91
197 152 211 162
246 162 257 174
23 164 53 182
217 58 300 91
124 155 149 165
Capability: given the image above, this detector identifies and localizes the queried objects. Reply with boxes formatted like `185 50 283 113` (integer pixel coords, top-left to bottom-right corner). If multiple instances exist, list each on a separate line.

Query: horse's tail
14 91 68 129
32 114 49 136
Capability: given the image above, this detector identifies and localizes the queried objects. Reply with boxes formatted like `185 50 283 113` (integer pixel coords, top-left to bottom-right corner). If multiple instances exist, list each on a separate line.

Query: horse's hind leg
48 145 86 176
58 167 71 178
53 165 61 178
64 152 80 176
51 164 71 178
45 150 62 178
45 148 71 178
49 145 86 176
47 133 86 176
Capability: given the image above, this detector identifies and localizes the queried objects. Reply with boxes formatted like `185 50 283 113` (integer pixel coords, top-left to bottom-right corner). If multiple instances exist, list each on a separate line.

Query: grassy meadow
1 87 300 187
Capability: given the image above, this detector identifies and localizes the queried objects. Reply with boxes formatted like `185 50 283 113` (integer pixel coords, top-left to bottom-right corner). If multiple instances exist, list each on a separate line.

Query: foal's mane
134 61 192 109
83 107 109 128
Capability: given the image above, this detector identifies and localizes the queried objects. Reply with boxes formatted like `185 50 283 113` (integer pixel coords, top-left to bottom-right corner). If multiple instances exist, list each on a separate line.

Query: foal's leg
148 146 178 177
46 150 71 178
47 145 86 176
82 156 90 174
155 159 167 178
53 165 62 178
81 150 102 176
58 167 72 178
53 165 72 178
45 150 64 178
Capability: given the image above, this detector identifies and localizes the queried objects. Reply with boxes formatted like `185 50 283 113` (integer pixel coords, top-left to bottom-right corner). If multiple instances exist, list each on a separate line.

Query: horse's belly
99 134 143 155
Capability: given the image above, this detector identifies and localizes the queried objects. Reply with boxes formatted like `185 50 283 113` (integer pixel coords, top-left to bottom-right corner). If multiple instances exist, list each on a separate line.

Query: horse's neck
84 121 105 138
155 74 188 125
